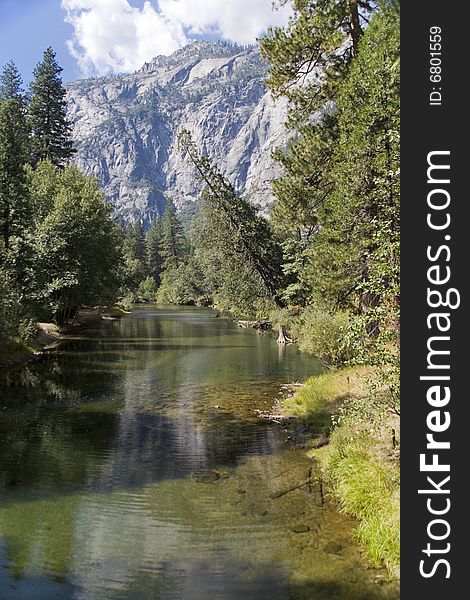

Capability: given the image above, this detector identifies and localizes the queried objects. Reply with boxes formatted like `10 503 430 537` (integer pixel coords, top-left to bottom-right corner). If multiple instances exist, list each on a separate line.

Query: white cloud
159 0 291 45
61 0 291 76
61 0 188 76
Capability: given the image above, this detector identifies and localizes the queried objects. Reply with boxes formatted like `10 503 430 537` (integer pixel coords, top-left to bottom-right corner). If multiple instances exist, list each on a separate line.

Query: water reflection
0 306 398 599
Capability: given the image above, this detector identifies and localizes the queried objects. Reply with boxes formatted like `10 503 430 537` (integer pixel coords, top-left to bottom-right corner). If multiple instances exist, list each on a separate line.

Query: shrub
0 266 24 339
292 308 364 365
156 264 206 305
118 293 135 311
268 307 300 331
137 276 157 303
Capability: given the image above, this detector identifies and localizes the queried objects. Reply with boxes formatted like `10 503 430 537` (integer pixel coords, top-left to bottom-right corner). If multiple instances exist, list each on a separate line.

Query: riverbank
0 306 129 368
276 367 400 578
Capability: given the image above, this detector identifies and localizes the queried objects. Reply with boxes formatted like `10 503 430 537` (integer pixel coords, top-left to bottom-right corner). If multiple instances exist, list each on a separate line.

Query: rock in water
66 41 288 227
290 524 310 534
323 542 344 555
195 470 220 483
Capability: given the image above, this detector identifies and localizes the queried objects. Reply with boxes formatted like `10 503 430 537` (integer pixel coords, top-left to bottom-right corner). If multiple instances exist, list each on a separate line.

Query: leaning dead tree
179 130 291 344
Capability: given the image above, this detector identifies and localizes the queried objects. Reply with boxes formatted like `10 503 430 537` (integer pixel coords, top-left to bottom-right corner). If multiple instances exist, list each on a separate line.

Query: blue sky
0 0 291 86
0 0 80 83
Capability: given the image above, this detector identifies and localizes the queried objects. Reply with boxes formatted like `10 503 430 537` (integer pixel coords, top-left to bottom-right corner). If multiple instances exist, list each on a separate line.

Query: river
0 306 399 599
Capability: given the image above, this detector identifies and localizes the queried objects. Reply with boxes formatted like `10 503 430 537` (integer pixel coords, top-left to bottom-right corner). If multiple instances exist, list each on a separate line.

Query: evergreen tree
29 47 75 168
308 5 399 318
0 61 30 251
0 61 27 100
160 201 187 270
128 221 147 263
146 218 164 284
261 1 376 306
190 201 275 315
261 1 375 112
270 110 339 304
308 5 400 397
122 222 148 292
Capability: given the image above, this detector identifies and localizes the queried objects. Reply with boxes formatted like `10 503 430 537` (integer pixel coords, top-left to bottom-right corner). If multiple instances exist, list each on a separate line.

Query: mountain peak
67 40 286 227
139 40 256 73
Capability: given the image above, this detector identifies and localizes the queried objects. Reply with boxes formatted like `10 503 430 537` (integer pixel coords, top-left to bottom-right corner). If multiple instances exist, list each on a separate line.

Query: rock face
66 41 288 227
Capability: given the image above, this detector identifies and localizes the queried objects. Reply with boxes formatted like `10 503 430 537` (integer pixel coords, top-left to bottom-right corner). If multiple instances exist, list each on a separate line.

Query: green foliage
282 372 340 432
179 131 285 315
0 50 125 346
291 308 365 365
270 113 339 305
121 222 148 291
128 222 147 263
137 276 157 302
261 1 375 114
323 429 400 575
177 196 203 233
156 261 206 306
261 0 374 310
28 47 75 168
0 62 31 251
30 162 122 322
0 62 33 339
261 4 399 383
146 218 164 284
0 265 22 338
307 5 400 392
268 307 298 331
25 160 59 224
160 202 187 270
120 206 187 303
189 200 275 316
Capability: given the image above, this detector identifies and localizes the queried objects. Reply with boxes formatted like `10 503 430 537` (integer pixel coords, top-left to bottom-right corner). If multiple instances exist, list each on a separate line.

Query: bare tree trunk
348 0 361 57
277 324 292 345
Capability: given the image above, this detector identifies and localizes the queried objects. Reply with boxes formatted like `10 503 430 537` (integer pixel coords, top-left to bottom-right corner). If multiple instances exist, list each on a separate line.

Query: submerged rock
323 542 344 555
290 524 310 534
194 470 220 483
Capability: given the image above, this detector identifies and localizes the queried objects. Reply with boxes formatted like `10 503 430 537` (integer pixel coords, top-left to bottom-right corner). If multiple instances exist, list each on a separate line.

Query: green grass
280 366 400 578
321 429 400 576
282 367 370 429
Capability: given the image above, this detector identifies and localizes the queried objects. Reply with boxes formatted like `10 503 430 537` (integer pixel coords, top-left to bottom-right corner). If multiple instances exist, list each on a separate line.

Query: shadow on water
0 409 281 499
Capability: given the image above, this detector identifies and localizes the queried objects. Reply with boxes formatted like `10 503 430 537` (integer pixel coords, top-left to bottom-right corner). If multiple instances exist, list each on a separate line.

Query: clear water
0 306 399 599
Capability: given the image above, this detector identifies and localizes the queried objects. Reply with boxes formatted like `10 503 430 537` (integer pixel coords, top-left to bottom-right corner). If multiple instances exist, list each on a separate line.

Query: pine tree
0 61 30 251
261 0 374 112
128 221 147 264
122 222 148 291
308 4 400 321
0 61 26 100
260 1 375 306
146 218 164 284
160 202 187 271
29 47 75 168
270 111 339 304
